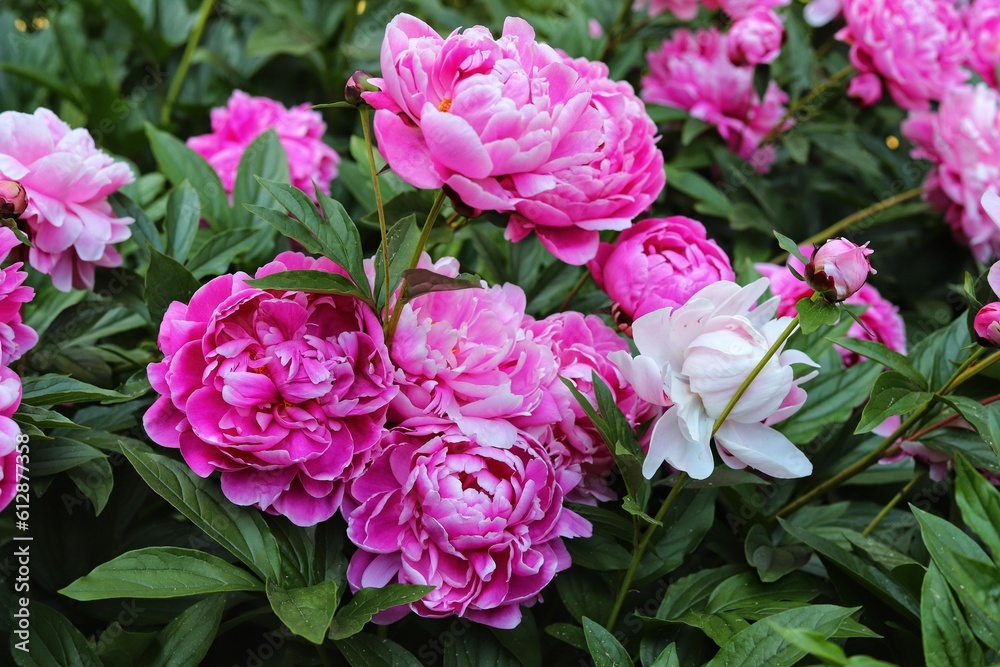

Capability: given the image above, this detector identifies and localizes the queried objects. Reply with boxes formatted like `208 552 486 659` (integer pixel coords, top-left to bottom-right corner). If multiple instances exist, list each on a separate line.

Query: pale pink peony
588 216 735 334
0 108 134 291
902 84 1000 262
804 0 842 24
755 251 905 366
727 9 784 66
642 28 790 172
143 252 396 526
805 238 875 302
0 228 37 366
363 14 664 265
964 0 1000 89
389 278 561 447
0 367 24 513
611 279 817 480
985 190 1000 225
525 312 659 504
187 90 340 200
345 419 591 629
836 0 969 110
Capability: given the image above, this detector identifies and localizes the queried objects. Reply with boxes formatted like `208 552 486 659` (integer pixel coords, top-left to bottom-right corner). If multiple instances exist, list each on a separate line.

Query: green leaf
582 617 635 667
955 453 1000 562
773 232 809 264
374 214 421 312
704 605 859 667
164 181 200 262
66 457 114 515
119 441 281 581
33 436 107 477
922 429 1000 474
766 626 847 665
921 562 987 667
491 610 541 667
60 547 264 600
666 166 731 218
11 602 105 667
777 361 882 444
335 634 422 667
681 117 711 145
246 270 372 303
830 338 926 387
21 374 125 406
658 565 744 619
316 188 371 298
910 315 972 389
636 489 717 583
545 623 588 651
401 268 483 299
444 625 520 667
855 371 933 434
651 644 680 667
14 404 86 430
565 531 634 570
745 524 812 582
557 568 615 624
328 584 435 640
940 397 1000 459
184 227 259 278
232 130 290 219
266 579 339 644
146 247 200 325
780 521 919 620
142 596 225 667
145 123 230 229
796 297 840 335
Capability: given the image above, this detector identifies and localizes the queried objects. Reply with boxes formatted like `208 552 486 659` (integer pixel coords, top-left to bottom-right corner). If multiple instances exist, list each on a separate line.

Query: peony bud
344 70 374 107
727 9 784 66
0 181 27 219
975 302 1000 347
805 238 876 302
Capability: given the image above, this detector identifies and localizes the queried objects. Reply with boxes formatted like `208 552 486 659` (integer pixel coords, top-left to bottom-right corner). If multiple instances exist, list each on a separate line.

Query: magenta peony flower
611 280 817 480
345 418 591 629
389 278 560 447
143 252 396 526
642 28 790 172
902 84 1000 262
187 90 340 201
756 251 905 366
525 312 659 504
975 302 1000 346
0 108 134 292
727 9 784 65
964 0 1000 89
589 216 734 334
642 0 702 19
363 14 664 265
836 0 968 110
805 237 876 302
0 228 37 366
0 367 24 513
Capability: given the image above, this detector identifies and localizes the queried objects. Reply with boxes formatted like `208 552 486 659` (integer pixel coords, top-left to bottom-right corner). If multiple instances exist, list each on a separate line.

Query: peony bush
4 1 1000 665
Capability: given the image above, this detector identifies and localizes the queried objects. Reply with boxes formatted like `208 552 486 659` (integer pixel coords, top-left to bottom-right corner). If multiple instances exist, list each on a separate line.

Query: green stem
861 470 927 537
761 65 854 147
712 316 799 434
769 187 923 263
560 270 591 312
605 473 688 631
160 0 215 126
360 106 391 322
384 190 448 340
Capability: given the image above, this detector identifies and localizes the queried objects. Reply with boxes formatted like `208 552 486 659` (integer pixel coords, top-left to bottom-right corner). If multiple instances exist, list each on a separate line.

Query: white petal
804 0 842 26
632 307 675 362
610 351 671 407
643 408 715 480
714 421 812 478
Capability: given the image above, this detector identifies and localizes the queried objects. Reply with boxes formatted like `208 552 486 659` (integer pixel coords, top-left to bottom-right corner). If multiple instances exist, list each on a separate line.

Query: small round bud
805 238 875 302
345 70 373 107
0 181 27 219
975 302 1000 347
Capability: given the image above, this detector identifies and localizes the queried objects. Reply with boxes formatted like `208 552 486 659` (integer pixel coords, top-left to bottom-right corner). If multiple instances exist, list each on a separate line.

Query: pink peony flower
975 302 1000 346
902 84 1000 262
0 368 24 513
588 216 735 334
642 0 702 19
610 279 817 480
143 252 396 526
0 180 27 218
755 251 905 366
363 14 664 265
345 419 591 629
713 0 790 20
389 277 561 447
985 189 1000 225
0 108 134 292
964 0 1000 89
525 312 659 504
805 238 876 302
846 72 883 107
0 228 37 366
836 0 969 110
187 90 340 201
642 28 790 172
727 9 784 66
879 439 952 482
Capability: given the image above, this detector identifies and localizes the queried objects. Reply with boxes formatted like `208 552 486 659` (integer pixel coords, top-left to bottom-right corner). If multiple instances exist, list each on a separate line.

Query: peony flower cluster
755 244 904 367
0 227 37 513
964 0 1000 89
611 279 817 480
187 90 340 201
836 0 969 110
0 108 135 292
902 84 1000 262
589 216 735 335
362 14 664 265
642 28 790 172
143 252 397 527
